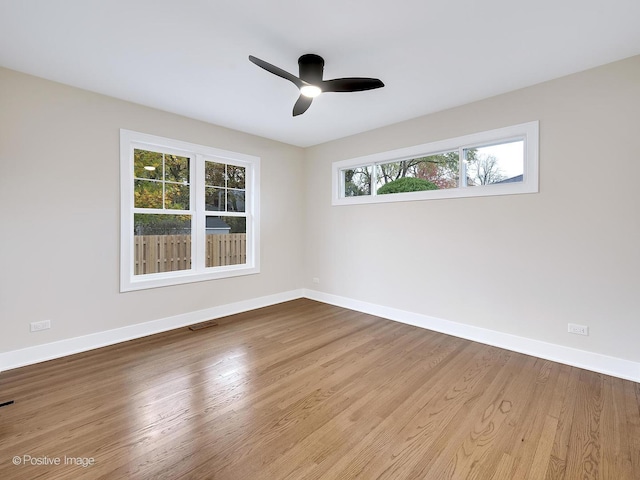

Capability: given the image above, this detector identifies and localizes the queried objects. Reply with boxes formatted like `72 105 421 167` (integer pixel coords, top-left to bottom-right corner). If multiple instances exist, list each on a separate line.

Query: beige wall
303 55 640 362
2 56 639 366
0 67 304 352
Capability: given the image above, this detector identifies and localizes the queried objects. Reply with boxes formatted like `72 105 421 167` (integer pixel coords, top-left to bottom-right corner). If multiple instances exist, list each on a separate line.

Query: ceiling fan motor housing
298 54 324 84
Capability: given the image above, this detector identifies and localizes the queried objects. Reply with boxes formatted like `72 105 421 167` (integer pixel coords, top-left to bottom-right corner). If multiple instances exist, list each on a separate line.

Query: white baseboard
3 288 638 383
303 289 640 383
0 289 304 372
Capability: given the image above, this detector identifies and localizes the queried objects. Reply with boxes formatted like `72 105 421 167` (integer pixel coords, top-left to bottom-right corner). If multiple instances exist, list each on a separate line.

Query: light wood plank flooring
1 299 638 479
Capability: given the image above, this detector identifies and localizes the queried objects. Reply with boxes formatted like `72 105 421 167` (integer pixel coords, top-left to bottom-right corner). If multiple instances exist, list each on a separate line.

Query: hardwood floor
0 299 638 479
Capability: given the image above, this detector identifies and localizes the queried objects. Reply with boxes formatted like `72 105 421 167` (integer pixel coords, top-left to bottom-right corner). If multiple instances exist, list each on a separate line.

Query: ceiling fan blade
321 78 385 93
293 95 313 116
249 55 305 89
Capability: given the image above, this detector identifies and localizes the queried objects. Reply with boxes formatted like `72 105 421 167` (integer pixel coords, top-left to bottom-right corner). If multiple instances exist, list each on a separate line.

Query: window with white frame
120 130 260 291
332 121 538 205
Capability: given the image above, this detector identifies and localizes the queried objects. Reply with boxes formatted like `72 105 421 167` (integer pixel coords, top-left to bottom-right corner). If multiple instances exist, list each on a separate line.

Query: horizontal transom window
332 121 538 205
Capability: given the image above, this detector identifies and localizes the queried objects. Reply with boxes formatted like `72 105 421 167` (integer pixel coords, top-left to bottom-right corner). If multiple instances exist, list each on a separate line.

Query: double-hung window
120 130 260 291
333 121 538 205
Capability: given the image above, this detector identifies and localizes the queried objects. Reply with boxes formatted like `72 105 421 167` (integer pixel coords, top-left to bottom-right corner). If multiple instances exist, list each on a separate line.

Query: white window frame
120 129 260 292
332 121 538 205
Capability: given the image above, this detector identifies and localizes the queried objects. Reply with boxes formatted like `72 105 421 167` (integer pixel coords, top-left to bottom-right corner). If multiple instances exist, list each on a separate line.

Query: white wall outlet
30 320 51 332
312 277 320 284
568 323 589 336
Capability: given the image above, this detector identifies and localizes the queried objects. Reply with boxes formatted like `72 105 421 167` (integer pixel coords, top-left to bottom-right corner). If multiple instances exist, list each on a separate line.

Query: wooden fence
134 234 246 275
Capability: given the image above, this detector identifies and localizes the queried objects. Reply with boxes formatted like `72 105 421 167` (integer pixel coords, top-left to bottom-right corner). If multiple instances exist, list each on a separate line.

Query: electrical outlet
30 320 51 332
312 277 320 284
568 323 588 336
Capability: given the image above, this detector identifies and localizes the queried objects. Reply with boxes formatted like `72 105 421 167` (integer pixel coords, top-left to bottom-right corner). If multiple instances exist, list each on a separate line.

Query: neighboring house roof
206 217 231 229
495 174 523 184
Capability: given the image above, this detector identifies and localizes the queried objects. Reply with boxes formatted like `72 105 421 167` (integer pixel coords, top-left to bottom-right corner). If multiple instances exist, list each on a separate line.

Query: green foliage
344 167 371 197
134 214 191 235
134 149 190 209
377 151 461 190
133 214 247 236
377 177 438 195
222 216 246 234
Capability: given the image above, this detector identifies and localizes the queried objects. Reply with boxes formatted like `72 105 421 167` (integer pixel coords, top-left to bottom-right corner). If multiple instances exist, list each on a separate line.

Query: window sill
120 265 260 292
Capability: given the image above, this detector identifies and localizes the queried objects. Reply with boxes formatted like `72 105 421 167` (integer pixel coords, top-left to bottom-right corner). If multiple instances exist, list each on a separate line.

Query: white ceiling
1 0 639 147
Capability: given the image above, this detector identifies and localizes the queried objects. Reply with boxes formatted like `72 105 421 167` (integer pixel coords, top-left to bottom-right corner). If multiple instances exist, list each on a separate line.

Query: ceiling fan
248 54 384 116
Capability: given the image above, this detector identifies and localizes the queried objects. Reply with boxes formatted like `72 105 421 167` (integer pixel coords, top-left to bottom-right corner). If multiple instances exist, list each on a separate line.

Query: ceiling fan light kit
248 53 384 116
300 85 322 98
